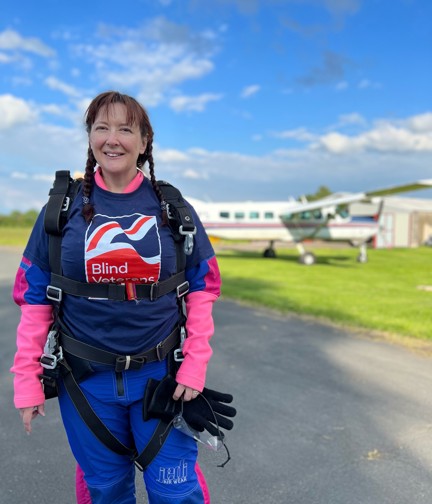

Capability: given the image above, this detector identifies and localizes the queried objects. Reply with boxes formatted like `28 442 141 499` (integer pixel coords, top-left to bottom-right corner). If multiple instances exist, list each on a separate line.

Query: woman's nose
105 131 119 145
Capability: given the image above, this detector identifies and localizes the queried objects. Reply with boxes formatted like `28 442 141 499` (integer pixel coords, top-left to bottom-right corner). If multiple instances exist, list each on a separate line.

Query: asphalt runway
2 247 432 503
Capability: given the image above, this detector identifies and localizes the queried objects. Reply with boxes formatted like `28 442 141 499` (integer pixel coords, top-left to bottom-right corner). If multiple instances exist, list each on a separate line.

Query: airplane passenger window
264 212 274 219
249 212 259 219
234 212 245 219
300 211 311 220
312 210 323 219
219 212 230 218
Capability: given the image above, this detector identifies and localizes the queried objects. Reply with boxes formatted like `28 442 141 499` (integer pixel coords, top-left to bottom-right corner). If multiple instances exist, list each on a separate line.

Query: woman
11 91 223 503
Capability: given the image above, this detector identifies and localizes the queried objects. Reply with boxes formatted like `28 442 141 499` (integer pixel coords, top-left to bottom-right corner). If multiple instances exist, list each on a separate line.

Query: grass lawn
3 227 431 341
215 245 432 341
0 227 31 246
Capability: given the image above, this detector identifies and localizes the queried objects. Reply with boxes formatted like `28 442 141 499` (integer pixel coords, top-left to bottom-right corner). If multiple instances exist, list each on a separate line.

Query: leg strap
61 360 171 471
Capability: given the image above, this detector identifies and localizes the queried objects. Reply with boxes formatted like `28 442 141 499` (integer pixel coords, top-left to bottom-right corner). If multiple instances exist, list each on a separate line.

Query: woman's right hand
19 404 45 434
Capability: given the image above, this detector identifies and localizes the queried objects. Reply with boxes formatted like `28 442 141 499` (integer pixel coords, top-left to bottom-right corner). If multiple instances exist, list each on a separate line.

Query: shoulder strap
44 171 82 277
157 180 197 266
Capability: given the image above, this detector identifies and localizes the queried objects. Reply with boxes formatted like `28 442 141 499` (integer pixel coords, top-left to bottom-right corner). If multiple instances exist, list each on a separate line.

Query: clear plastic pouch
173 414 223 451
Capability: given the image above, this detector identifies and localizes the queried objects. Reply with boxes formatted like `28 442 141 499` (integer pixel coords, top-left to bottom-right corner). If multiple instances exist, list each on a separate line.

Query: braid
81 147 97 223
146 141 168 225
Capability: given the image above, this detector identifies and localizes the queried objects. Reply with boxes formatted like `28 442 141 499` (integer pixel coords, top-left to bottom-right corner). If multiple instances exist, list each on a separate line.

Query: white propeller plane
187 179 432 265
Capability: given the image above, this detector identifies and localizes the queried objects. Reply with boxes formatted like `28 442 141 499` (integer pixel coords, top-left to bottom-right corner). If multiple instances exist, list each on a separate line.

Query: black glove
143 375 236 437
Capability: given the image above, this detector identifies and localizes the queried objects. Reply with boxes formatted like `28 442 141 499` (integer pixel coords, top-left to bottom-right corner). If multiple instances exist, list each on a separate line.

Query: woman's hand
19 404 45 434
173 384 200 402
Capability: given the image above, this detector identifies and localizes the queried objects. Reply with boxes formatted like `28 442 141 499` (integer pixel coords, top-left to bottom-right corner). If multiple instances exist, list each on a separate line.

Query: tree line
0 210 38 227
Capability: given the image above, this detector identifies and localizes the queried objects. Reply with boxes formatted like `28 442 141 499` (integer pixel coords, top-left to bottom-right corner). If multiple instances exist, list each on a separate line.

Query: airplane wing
281 179 432 216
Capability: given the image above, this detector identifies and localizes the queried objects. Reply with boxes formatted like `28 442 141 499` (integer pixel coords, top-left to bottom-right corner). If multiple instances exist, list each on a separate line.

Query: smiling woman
10 90 235 504
88 102 147 193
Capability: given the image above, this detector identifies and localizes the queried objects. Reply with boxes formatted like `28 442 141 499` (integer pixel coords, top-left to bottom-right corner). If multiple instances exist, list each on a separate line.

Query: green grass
0 227 31 246
2 228 431 341
215 246 432 341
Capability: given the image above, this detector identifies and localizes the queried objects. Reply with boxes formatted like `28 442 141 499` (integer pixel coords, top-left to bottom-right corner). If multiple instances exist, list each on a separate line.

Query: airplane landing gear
299 252 316 265
263 241 276 258
263 248 276 258
357 243 368 263
296 242 316 265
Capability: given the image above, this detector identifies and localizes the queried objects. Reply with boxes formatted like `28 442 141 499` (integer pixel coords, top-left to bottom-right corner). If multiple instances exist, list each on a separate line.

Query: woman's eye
121 127 132 133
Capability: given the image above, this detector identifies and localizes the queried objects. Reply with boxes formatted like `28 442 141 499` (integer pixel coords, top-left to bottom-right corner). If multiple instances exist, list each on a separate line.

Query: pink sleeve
175 290 218 391
10 304 54 408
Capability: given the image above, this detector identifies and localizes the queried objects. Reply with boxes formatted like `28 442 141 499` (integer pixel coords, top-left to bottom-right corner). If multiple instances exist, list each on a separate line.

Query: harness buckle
149 282 159 301
179 225 197 256
62 196 71 212
134 460 144 472
176 281 189 298
156 341 164 361
174 326 186 362
46 285 63 302
40 346 63 370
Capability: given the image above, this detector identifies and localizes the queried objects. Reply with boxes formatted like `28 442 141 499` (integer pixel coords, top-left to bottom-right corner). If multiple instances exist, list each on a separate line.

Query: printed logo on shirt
84 213 161 284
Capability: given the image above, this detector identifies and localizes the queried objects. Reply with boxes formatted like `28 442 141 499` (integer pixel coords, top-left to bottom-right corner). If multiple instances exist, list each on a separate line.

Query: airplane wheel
357 253 368 263
263 248 276 258
299 252 316 265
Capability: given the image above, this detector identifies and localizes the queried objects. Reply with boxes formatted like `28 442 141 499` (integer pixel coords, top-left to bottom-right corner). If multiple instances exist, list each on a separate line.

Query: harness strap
60 359 171 471
47 271 189 302
60 326 180 372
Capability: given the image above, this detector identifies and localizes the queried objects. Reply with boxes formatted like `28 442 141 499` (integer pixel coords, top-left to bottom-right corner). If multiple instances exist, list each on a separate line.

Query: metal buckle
166 203 174 220
62 196 71 212
174 326 186 362
176 281 189 298
156 341 164 361
178 224 197 236
46 285 62 302
134 460 144 472
40 347 63 370
149 282 159 301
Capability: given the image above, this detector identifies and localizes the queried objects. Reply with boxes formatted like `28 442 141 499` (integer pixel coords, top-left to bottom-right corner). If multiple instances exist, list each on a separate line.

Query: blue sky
1 0 431 213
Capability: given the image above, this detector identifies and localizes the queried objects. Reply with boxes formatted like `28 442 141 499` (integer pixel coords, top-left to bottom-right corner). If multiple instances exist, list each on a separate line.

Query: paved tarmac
2 247 432 503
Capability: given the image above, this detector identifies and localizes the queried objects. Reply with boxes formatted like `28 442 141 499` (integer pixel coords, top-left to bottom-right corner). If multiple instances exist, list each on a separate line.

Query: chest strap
59 326 180 372
46 271 189 303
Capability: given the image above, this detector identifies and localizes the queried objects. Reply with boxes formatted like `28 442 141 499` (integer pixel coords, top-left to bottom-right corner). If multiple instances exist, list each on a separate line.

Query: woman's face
89 102 147 182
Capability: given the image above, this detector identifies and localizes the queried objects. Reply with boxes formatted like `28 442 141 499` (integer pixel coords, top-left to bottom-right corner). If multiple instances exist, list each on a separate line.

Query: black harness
40 170 197 471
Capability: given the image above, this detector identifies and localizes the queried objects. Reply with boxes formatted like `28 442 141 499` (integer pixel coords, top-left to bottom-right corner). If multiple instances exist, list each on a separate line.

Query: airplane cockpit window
336 206 349 218
249 211 259 219
234 212 245 219
300 211 311 220
219 212 230 218
264 212 274 219
312 210 323 219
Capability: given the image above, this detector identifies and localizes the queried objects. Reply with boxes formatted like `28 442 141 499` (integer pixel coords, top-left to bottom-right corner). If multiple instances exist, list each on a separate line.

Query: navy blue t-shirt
23 178 215 354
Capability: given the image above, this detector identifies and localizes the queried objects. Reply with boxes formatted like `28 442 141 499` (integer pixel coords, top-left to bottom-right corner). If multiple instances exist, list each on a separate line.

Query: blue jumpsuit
13 177 220 503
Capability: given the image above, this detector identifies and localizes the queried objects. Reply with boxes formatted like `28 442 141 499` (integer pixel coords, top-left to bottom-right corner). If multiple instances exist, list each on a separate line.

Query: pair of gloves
143 375 236 437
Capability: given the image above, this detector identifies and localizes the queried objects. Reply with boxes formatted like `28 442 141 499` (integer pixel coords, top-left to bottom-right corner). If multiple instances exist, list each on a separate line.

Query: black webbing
61 361 171 471
49 271 187 301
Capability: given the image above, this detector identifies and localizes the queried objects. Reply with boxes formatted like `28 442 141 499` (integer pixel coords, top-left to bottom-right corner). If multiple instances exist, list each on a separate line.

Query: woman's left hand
173 384 199 402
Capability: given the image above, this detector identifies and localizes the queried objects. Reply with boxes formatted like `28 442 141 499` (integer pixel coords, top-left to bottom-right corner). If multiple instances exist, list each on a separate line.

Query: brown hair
81 91 166 222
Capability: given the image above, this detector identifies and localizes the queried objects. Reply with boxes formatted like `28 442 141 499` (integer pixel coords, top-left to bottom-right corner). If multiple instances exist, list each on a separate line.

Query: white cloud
0 94 37 129
44 76 81 97
271 127 316 142
71 19 219 107
169 93 223 112
358 78 382 90
335 81 348 91
317 114 432 154
156 148 190 163
240 84 260 98
0 29 55 58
